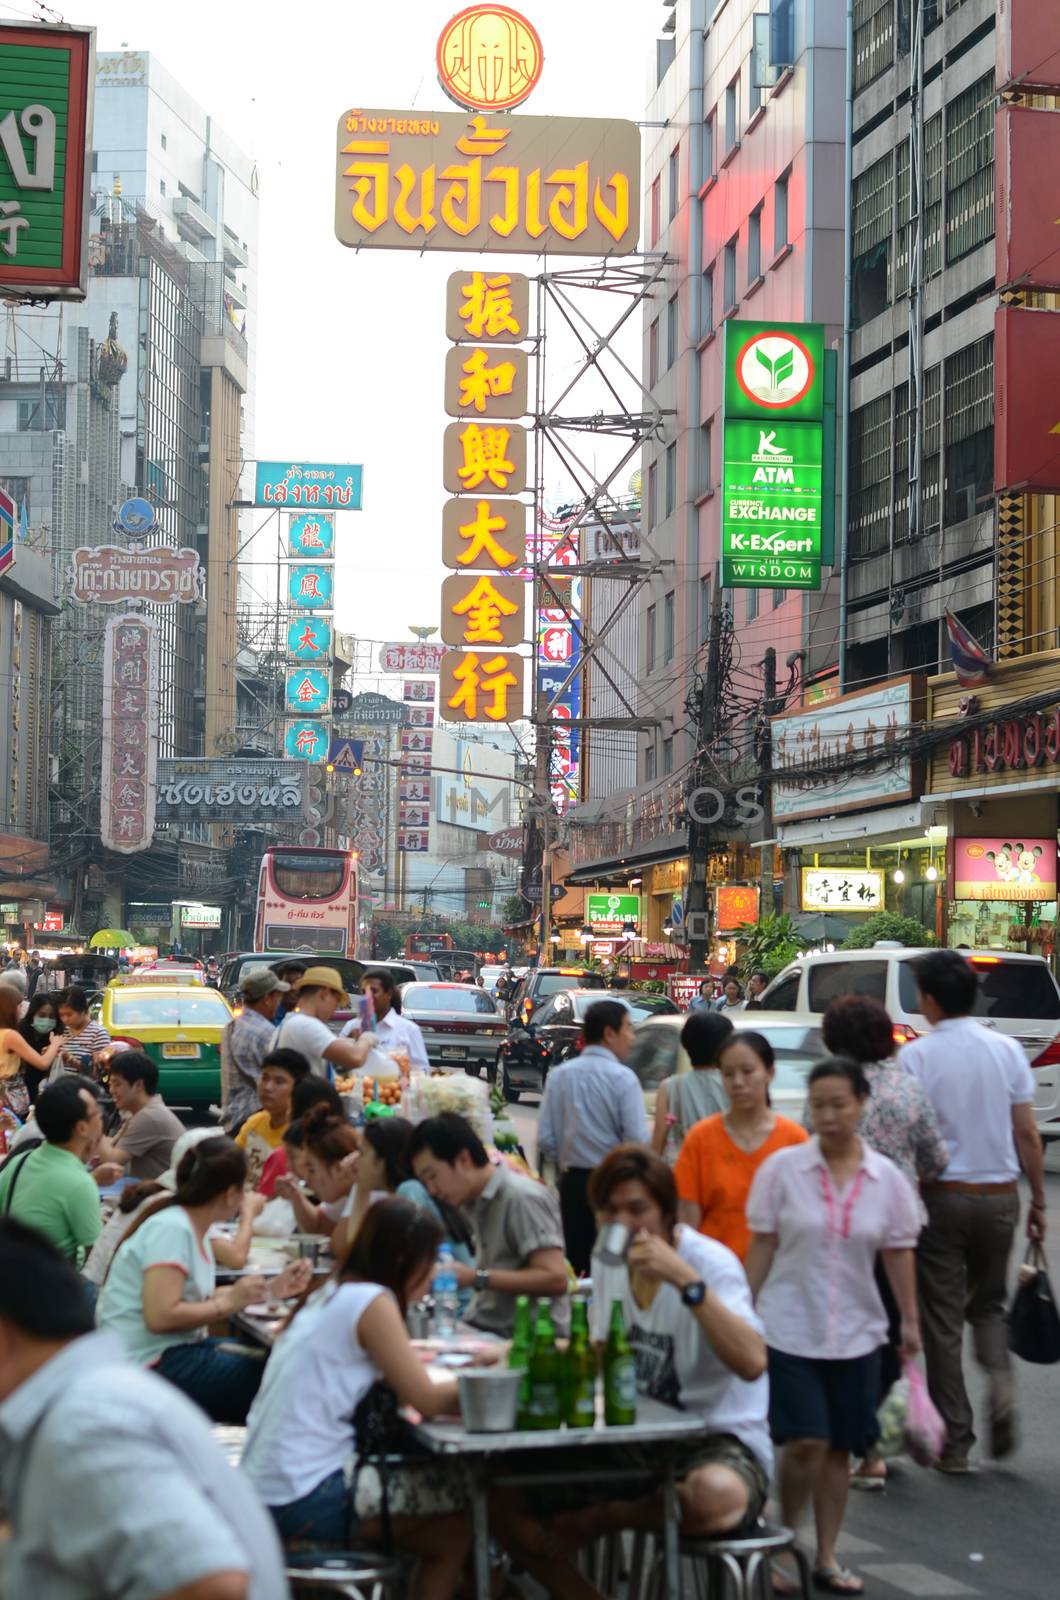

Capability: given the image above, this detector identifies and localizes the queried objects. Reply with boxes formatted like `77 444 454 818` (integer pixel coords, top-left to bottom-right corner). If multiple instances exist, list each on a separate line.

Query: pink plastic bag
902 1358 946 1466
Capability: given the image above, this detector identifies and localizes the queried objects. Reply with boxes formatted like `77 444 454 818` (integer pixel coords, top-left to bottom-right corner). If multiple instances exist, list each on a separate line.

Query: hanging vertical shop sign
287 564 334 610
0 485 15 579
283 721 330 763
446 270 530 341
286 512 336 557
100 613 158 854
720 321 834 591
442 496 524 569
443 344 529 419
399 678 435 854
287 616 333 661
0 22 94 300
284 668 331 715
443 420 527 494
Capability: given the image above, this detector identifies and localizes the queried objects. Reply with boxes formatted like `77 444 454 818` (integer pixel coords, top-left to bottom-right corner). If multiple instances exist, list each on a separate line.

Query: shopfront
925 652 1060 961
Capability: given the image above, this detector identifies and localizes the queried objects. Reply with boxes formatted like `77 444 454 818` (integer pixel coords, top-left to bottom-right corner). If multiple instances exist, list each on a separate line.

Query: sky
66 0 664 674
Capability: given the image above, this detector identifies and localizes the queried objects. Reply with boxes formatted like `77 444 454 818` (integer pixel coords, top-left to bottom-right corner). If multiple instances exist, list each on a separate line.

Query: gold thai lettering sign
441 572 525 647
440 648 525 722
442 496 524 569
444 343 528 418
443 420 527 493
335 110 640 256
446 269 529 342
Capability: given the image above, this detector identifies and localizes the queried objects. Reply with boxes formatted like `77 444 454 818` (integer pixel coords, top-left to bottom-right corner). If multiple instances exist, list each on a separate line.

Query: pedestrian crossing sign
327 738 364 776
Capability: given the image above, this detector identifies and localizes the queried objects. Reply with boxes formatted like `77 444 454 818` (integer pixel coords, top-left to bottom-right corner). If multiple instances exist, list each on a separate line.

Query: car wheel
502 1060 521 1104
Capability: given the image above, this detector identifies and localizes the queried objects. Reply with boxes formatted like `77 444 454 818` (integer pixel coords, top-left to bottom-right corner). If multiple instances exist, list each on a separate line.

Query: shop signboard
437 8 544 111
156 759 307 823
286 512 336 558
441 571 525 647
70 545 203 604
178 904 222 929
587 892 640 933
443 420 527 495
287 565 334 610
287 616 332 661
715 885 760 930
446 270 530 342
801 868 884 914
403 680 435 701
720 321 834 590
442 496 524 570
379 643 446 673
344 691 407 725
953 838 1058 903
284 668 331 715
335 110 640 257
444 344 528 419
772 677 923 823
100 613 158 855
440 648 524 722
669 974 705 1010
283 720 329 763
487 827 524 855
254 461 362 509
927 651 1060 796
0 22 94 299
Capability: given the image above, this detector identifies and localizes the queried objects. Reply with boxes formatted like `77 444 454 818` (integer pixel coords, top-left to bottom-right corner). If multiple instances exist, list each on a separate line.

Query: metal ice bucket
457 1368 524 1433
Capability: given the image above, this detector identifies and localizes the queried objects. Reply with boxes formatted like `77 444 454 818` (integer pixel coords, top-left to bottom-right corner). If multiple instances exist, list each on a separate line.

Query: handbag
350 1380 430 1549
1008 1244 1060 1365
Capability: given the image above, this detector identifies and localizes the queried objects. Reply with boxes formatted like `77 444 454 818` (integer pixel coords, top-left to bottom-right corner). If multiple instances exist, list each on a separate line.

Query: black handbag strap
1 1143 41 1215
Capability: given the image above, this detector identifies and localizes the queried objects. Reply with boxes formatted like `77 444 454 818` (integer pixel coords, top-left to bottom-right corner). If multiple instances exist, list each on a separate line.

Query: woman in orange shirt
674 1031 808 1261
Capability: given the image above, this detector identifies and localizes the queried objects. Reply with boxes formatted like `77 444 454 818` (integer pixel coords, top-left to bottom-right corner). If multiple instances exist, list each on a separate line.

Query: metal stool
284 1549 406 1599
640 1521 813 1600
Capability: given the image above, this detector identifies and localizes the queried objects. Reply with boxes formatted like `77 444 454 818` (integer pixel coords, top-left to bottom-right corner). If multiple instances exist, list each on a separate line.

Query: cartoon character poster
953 838 1057 902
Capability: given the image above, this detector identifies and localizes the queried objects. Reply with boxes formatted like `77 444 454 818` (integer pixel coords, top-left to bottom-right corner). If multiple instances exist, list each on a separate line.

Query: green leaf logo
756 343 795 392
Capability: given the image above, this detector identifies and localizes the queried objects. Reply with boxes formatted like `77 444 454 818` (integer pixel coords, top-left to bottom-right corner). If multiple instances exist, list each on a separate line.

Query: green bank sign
721 321 834 591
0 22 94 299
587 892 640 929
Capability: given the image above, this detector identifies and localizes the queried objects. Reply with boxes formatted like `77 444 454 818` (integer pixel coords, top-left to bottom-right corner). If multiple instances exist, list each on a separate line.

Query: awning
618 938 688 961
776 801 928 850
564 846 689 888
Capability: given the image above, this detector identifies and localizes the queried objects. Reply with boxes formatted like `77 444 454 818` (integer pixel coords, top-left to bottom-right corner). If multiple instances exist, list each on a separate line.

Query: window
699 420 713 494
645 743 656 782
851 153 893 327
161 132 167 150
649 318 660 388
808 960 888 1010
17 394 65 430
746 588 759 622
159 179 166 196
943 333 994 527
646 604 657 673
724 235 738 311
725 75 740 152
763 973 799 1011
665 441 677 515
849 394 892 558
699 574 712 644
853 0 896 93
748 203 763 282
945 73 995 265
666 293 678 369
774 168 790 252
771 0 795 68
663 591 675 661
923 112 943 277
772 586 787 608
647 460 658 530
662 736 674 775
668 146 680 221
650 175 661 246
91 151 98 173
701 264 714 338
704 114 715 182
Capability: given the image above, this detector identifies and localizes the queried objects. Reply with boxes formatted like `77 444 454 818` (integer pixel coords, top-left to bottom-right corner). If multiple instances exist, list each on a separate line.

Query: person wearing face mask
1 986 64 1121
16 993 64 1108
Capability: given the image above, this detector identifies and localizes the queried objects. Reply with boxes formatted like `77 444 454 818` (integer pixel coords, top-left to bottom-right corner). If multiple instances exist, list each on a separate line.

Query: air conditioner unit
686 910 710 941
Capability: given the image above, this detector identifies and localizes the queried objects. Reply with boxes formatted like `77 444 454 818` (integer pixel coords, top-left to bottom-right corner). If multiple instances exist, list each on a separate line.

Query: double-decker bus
254 846 358 955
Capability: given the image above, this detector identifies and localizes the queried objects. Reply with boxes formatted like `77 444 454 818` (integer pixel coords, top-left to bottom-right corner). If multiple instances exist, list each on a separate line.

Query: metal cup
593 1222 633 1267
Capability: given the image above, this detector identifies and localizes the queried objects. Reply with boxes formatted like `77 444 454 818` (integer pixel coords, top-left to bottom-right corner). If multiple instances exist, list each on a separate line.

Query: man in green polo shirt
0 1078 104 1266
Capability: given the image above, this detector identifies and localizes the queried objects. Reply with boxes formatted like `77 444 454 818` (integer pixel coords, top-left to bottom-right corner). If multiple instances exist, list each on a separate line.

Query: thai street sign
720 321 834 591
284 668 331 715
327 738 364 775
287 512 336 557
446 270 530 342
70 545 203 603
287 564 334 610
443 421 527 494
487 827 525 856
442 497 524 570
378 643 446 673
443 344 528 419
345 691 407 725
100 613 158 854
440 648 525 722
287 616 333 661
0 22 94 299
156 760 307 823
441 571 525 647
335 110 640 256
253 461 363 509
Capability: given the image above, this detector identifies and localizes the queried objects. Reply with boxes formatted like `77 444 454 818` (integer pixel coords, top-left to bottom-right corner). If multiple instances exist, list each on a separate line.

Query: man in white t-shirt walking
339 967 429 1071
902 950 1048 1470
273 968 376 1080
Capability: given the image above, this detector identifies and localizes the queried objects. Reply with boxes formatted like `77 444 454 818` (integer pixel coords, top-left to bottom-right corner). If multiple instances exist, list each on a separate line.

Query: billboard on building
953 838 1057 903
995 306 1060 491
253 461 362 509
156 759 307 823
801 868 884 914
0 22 94 299
100 613 158 854
771 677 924 823
70 545 203 604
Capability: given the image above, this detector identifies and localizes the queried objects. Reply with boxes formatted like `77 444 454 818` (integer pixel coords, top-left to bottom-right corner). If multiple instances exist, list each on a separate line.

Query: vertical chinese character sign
399 680 435 852
101 613 159 854
0 22 94 299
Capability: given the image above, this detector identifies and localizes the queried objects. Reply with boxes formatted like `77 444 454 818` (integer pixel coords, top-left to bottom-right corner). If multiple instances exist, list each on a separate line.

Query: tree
732 913 807 981
839 913 936 950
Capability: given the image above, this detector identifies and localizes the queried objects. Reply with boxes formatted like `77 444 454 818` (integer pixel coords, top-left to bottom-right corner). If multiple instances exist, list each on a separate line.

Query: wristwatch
473 1268 491 1293
680 1279 707 1309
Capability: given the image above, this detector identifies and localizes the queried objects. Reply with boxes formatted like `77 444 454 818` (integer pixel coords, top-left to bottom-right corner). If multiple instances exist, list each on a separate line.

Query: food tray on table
405 1072 494 1143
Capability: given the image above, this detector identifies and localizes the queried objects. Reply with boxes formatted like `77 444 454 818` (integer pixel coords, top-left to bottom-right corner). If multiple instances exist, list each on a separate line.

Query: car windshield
111 992 231 1028
403 986 498 1014
231 955 365 995
535 974 600 999
569 992 677 1021
898 958 1060 1021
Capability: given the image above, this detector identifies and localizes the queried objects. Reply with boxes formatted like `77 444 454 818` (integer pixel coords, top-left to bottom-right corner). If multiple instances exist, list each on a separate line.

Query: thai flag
945 609 991 687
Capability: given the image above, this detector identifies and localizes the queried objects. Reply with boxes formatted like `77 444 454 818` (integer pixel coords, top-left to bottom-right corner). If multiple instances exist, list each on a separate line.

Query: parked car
624 1010 829 1122
217 953 420 1034
506 967 608 1028
397 982 508 1074
94 979 234 1110
761 944 1060 1135
497 988 681 1102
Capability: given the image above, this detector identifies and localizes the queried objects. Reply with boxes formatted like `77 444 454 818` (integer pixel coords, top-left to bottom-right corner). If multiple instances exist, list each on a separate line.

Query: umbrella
792 912 855 944
89 929 135 949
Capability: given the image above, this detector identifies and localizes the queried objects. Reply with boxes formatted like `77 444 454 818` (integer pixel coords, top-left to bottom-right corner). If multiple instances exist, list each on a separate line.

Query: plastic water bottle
432 1243 459 1339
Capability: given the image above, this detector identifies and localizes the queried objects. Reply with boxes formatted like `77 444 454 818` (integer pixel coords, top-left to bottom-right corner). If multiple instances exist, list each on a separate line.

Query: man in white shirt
340 967 429 1071
273 967 376 1080
902 950 1047 1470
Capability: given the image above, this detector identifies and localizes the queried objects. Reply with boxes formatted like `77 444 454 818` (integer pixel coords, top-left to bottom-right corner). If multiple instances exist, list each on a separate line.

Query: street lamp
662 920 674 938
550 931 561 945
579 924 593 943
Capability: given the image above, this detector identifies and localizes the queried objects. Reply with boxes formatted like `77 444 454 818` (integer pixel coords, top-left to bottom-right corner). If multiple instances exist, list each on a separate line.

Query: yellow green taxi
94 975 234 1109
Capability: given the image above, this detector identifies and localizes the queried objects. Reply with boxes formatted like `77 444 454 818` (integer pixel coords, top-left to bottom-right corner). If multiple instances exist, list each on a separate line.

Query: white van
760 945 1060 1137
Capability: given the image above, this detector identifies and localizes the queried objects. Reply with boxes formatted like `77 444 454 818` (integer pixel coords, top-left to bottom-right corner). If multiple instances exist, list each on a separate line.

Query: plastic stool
284 1549 406 1599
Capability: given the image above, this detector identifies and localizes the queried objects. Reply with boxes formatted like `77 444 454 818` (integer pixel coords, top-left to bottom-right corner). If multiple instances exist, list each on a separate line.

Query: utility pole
685 574 723 973
759 647 778 920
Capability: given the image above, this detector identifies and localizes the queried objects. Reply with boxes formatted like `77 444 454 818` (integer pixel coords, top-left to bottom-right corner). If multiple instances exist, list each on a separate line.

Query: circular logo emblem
437 5 544 112
735 331 815 409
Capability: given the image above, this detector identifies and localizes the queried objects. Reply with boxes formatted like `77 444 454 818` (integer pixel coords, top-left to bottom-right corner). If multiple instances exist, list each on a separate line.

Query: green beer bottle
525 1298 562 1431
604 1299 637 1426
563 1300 597 1429
509 1294 533 1429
